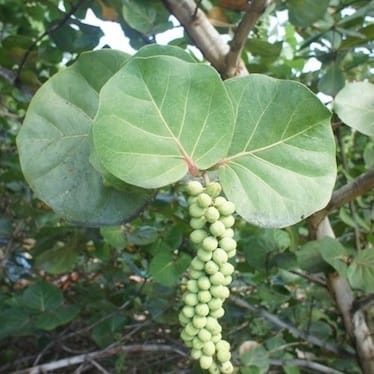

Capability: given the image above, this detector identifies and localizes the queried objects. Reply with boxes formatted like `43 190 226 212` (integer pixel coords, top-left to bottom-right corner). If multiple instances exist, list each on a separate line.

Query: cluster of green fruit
179 180 236 374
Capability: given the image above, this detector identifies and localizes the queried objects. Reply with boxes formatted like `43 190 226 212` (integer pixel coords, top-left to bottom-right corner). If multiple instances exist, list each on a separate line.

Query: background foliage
0 0 373 373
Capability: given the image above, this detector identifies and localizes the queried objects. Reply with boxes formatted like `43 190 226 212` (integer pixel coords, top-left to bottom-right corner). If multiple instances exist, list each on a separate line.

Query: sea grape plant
16 44 337 372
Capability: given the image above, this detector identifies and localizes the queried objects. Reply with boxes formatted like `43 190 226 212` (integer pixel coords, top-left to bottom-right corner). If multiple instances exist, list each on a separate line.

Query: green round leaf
35 244 79 275
347 248 374 292
287 0 329 27
220 75 336 228
122 0 172 36
92 55 234 188
334 82 374 136
22 281 62 312
17 50 151 226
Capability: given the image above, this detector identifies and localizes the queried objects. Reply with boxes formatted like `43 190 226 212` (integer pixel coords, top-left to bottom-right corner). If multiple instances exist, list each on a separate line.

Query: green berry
209 221 226 237
190 269 204 279
219 237 237 252
208 297 223 311
208 362 220 374
212 248 228 265
211 285 229 299
183 292 198 306
223 275 232 286
198 328 212 342
205 260 219 275
205 182 222 197
190 257 205 270
203 341 216 356
210 271 225 286
191 348 202 360
198 290 212 303
190 229 208 244
202 236 218 251
211 333 222 343
184 322 199 336
220 361 234 374
190 216 206 229
197 193 212 208
216 340 230 352
192 336 204 350
197 248 213 262
197 276 211 290
210 307 225 319
218 201 236 215
187 196 198 205
227 249 236 259
220 262 234 276
187 181 204 196
189 203 206 218
195 303 210 317
205 316 222 334
187 279 199 293
222 228 234 238
192 315 207 329
200 355 213 370
216 349 231 363
214 196 227 207
180 329 194 342
205 206 220 223
182 305 195 318
220 215 235 228
179 312 190 326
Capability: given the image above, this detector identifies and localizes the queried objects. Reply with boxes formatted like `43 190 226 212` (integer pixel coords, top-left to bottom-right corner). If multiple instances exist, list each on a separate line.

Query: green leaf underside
348 248 374 292
92 55 234 189
334 82 374 137
220 75 336 228
17 50 151 226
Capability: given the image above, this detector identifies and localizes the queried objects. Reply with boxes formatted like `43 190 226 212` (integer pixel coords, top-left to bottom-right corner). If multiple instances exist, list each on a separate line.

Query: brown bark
318 218 374 374
162 0 248 77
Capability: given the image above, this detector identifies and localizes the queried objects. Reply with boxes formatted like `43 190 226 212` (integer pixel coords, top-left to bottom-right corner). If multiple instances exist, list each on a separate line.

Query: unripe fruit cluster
180 180 236 374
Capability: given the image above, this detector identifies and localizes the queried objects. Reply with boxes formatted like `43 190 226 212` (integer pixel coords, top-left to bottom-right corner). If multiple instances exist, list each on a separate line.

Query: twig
309 169 374 232
269 358 345 374
14 0 91 85
225 0 271 77
230 295 355 357
11 344 189 374
289 270 327 287
192 0 202 19
162 0 248 78
87 359 110 374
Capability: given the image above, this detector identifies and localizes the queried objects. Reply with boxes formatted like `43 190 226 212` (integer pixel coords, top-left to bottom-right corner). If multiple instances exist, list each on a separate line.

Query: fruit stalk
179 180 236 374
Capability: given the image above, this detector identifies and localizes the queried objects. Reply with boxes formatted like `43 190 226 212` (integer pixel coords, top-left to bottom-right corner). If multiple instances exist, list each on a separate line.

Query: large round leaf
219 75 336 228
17 50 151 226
88 45 197 190
334 82 374 137
92 55 234 188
